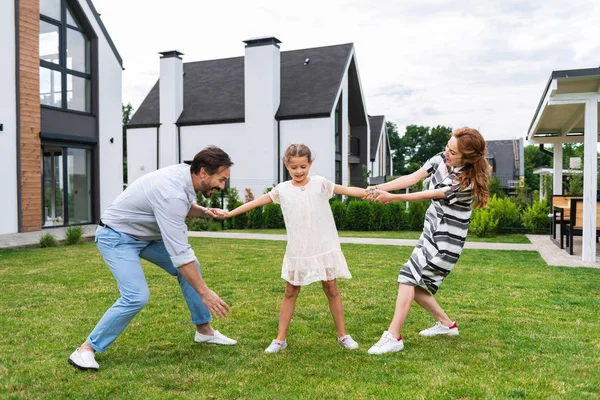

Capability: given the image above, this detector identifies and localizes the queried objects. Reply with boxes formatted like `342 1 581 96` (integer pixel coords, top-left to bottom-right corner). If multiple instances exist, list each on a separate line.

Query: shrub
489 175 505 199
469 208 499 237
382 202 407 231
522 199 550 234
226 201 248 229
39 233 58 248
209 190 221 208
330 200 346 230
64 226 83 245
248 207 264 229
225 187 240 209
187 217 208 231
346 200 372 231
407 201 428 231
487 195 522 232
244 188 254 203
369 202 387 231
207 220 222 232
263 203 284 228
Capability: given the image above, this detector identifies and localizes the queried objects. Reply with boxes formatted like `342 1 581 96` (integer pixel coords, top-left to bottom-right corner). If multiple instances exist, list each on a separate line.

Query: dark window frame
40 0 92 113
41 141 95 227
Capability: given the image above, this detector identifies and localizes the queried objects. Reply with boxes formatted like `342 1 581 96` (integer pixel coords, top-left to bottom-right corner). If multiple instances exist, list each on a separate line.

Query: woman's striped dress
398 152 473 295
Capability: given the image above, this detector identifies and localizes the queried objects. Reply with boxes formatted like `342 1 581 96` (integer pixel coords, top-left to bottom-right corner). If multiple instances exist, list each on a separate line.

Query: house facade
485 138 525 193
0 0 123 235
368 115 393 184
127 37 389 198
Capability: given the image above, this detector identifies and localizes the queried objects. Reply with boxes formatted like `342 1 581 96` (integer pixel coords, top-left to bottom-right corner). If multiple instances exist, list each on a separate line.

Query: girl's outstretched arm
370 167 429 192
374 188 446 204
333 185 369 198
227 193 273 218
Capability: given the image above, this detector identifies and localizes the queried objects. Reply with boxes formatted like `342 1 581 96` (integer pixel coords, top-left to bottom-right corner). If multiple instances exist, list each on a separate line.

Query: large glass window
43 145 93 226
39 0 91 113
67 148 92 224
40 67 62 107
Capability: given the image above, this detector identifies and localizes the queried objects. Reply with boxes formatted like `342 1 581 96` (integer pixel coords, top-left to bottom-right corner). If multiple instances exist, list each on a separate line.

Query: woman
367 127 491 354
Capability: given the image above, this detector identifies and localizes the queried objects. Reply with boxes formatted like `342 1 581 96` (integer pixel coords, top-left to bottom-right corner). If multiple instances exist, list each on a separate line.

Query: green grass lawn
224 229 531 244
1 239 598 399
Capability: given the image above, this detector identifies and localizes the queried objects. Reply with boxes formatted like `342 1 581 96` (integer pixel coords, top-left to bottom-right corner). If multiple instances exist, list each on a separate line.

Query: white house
127 37 392 198
0 0 123 235
368 115 393 183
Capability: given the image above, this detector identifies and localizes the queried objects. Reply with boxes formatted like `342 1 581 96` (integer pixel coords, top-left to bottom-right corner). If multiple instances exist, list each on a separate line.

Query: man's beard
199 181 219 198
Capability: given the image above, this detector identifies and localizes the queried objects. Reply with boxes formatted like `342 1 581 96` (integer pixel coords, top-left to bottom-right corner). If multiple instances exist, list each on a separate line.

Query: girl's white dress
268 176 351 286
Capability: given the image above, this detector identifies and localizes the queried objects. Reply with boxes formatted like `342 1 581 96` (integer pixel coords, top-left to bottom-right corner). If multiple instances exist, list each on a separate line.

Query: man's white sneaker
68 348 99 371
194 330 237 345
419 321 459 337
367 331 404 355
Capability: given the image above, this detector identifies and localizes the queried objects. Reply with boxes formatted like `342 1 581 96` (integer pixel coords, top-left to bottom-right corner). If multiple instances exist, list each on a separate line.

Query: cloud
94 0 600 141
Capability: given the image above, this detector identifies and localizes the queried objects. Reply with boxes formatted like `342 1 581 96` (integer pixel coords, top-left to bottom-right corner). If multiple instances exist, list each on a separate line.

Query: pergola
527 67 600 262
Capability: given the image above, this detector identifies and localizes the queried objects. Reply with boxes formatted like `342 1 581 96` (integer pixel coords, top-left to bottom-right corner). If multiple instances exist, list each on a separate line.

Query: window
39 0 91 113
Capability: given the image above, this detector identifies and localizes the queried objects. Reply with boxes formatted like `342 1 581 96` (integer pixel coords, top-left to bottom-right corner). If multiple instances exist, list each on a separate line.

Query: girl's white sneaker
264 339 287 353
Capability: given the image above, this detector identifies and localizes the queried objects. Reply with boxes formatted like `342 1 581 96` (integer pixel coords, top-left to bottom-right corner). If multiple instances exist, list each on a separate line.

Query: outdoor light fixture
0 123 3 131
304 58 310 65
110 137 114 143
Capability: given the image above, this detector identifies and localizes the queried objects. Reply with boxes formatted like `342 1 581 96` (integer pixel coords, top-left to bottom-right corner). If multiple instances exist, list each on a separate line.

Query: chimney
158 50 184 167
243 36 281 183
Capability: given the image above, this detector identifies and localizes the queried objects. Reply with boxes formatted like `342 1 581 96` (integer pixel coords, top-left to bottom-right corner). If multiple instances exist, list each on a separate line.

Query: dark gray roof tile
128 43 354 127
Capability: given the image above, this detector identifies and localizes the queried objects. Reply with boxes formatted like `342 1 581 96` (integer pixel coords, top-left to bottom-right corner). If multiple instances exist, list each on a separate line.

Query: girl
366 127 491 354
225 144 367 352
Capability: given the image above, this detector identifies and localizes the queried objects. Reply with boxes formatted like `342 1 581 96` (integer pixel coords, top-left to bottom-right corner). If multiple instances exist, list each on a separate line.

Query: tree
122 102 134 184
391 125 452 176
523 144 552 191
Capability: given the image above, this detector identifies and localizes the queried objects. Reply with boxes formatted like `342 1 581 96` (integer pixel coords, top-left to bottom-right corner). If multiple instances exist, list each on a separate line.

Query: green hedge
208 193 549 234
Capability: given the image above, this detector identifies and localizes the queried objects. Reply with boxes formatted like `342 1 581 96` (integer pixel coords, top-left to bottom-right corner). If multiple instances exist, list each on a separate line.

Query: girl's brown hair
453 127 491 208
283 144 313 164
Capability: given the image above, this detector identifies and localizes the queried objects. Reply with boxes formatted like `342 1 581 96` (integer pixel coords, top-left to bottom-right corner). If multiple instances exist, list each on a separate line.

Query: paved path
1 226 598 269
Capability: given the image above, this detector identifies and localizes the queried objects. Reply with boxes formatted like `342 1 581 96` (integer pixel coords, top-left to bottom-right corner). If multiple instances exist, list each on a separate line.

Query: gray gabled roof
129 43 354 127
369 115 385 160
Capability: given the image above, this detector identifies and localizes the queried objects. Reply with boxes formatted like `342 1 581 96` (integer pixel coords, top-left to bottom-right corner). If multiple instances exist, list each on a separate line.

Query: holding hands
206 208 229 219
363 186 393 204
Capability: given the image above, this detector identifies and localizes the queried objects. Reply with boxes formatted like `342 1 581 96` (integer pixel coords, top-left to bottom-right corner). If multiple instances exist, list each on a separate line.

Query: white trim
582 98 598 262
548 92 599 105
528 135 587 144
528 79 556 140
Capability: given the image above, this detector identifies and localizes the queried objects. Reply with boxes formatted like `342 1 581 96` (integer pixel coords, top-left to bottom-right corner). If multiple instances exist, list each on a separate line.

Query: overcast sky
94 0 600 141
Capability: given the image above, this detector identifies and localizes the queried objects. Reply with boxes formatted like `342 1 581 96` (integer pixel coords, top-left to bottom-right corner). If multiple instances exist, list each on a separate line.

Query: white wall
0 0 18 234
177 117 334 200
127 127 158 183
179 123 276 198
280 118 335 181
79 0 123 214
244 42 280 188
159 54 183 168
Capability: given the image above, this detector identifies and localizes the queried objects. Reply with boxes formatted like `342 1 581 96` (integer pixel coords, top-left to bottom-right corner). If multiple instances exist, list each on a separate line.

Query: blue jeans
87 226 211 352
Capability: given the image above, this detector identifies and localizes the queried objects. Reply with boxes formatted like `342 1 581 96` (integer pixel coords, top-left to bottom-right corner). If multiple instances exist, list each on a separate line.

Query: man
69 146 235 371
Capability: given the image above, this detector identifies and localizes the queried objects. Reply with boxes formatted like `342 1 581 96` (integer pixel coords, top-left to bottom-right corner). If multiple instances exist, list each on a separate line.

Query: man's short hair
190 146 234 175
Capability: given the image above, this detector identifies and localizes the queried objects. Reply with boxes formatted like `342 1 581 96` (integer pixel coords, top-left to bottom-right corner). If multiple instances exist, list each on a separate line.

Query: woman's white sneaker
419 321 459 336
367 331 404 355
68 348 99 371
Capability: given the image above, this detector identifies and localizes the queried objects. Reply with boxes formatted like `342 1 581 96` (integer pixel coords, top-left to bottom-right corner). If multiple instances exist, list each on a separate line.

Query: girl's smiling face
285 156 312 186
444 136 463 168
